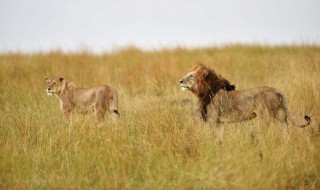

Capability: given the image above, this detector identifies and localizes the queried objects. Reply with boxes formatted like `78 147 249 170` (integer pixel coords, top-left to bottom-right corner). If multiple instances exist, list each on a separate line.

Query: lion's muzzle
180 80 188 91
180 85 188 91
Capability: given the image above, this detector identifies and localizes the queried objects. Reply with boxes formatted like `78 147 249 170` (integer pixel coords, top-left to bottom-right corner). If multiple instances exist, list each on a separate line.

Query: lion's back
231 86 284 110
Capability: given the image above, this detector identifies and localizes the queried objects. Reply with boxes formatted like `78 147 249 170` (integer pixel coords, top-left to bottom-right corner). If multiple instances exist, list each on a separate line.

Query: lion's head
179 64 235 99
45 76 65 96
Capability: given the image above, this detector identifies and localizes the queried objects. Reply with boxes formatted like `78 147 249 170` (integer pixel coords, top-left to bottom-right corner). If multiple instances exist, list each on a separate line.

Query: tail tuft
304 115 311 124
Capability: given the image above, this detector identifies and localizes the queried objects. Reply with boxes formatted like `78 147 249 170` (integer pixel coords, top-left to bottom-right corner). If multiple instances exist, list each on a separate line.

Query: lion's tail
279 93 311 128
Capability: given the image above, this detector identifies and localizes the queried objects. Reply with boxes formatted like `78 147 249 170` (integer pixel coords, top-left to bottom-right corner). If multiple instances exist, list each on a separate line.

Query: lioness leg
61 103 72 122
96 110 106 123
95 101 107 124
108 89 120 124
108 89 119 115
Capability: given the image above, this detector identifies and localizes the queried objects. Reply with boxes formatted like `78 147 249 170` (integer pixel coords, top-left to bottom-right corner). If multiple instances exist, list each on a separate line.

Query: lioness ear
59 77 64 82
45 76 51 83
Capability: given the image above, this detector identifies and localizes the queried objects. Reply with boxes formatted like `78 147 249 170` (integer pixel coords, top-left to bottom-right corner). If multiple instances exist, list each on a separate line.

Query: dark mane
192 64 236 121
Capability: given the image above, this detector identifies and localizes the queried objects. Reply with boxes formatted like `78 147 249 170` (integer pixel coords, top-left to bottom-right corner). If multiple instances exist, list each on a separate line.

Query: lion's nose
47 87 51 91
179 80 183 84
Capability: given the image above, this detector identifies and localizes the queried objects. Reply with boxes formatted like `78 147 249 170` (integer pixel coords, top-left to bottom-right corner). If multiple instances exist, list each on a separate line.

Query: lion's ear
59 77 64 82
202 69 209 77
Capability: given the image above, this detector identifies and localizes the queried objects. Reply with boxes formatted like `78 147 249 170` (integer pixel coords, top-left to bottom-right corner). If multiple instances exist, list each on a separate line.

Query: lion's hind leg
256 106 272 127
274 109 288 125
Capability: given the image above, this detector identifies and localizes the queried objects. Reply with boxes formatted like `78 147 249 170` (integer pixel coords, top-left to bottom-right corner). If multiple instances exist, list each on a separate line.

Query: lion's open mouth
180 85 189 91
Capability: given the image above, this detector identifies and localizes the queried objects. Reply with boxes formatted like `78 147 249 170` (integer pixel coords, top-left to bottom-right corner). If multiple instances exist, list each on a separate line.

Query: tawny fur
45 76 119 124
179 64 311 132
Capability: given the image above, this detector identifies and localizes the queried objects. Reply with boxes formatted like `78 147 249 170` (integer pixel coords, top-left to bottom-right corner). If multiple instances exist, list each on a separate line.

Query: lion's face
45 76 64 96
179 71 197 92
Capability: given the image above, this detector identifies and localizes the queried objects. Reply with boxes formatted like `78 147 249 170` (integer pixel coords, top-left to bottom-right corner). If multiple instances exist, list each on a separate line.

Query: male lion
179 64 311 141
45 76 119 124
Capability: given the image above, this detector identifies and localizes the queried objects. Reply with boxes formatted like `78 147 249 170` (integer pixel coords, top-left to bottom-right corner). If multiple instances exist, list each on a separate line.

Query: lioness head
45 76 64 96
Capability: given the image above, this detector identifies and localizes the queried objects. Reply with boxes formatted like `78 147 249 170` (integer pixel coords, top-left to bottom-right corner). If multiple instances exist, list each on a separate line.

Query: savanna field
1 45 320 189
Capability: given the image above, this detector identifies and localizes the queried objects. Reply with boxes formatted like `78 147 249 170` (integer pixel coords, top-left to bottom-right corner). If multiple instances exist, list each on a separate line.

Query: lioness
45 76 119 124
179 64 311 141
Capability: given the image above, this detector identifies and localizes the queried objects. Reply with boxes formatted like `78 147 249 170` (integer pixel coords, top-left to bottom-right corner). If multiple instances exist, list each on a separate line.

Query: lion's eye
189 75 193 78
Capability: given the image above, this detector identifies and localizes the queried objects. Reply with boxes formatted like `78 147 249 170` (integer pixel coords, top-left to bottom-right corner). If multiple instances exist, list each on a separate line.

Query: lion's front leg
216 121 224 144
207 108 224 144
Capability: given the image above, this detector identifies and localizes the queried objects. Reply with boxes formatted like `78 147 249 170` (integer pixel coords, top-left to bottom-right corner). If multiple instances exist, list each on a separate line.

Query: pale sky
0 0 319 53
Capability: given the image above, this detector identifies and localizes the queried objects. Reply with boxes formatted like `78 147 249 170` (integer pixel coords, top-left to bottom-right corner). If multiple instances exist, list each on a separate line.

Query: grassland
0 45 320 189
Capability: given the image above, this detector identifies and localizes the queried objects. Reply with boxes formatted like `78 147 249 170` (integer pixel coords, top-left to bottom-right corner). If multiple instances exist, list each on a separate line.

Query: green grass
0 45 320 189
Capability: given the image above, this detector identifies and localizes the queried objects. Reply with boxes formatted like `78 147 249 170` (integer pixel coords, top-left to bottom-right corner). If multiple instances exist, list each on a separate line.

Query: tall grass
0 45 319 189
